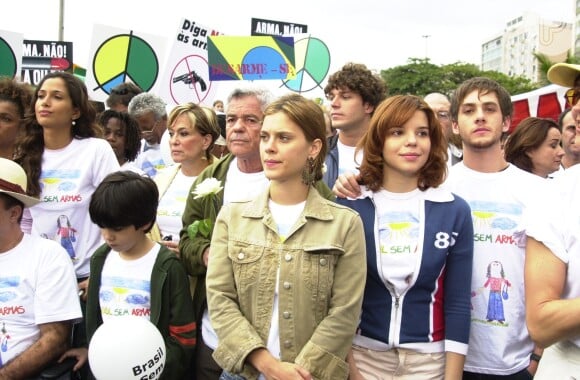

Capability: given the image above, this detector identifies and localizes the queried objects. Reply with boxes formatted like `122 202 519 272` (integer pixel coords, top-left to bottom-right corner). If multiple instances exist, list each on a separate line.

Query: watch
530 352 542 362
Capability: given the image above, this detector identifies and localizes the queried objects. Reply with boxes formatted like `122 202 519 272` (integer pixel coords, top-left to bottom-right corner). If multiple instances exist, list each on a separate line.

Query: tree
381 58 538 97
534 50 580 86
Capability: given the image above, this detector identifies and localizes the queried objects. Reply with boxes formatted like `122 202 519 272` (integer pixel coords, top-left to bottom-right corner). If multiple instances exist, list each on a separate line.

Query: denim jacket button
282 311 291 319
319 258 328 266
283 340 292 348
238 252 245 260
283 281 291 289
284 254 292 262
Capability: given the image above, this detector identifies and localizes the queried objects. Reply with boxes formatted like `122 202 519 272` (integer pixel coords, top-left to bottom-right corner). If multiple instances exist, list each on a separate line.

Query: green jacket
207 186 366 380
179 153 335 321
86 243 196 380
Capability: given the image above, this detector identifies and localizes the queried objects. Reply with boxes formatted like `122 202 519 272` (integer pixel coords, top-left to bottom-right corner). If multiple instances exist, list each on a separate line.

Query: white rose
192 178 223 199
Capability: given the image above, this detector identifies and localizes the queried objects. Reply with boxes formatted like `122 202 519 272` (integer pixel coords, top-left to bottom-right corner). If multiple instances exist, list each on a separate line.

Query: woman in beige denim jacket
206 94 366 380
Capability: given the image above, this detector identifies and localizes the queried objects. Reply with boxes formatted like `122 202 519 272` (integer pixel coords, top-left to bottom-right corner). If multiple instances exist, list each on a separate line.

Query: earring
301 157 316 186
72 120 76 126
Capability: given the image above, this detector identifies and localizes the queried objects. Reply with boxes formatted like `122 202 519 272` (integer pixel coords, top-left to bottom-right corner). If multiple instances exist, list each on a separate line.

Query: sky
2 0 575 100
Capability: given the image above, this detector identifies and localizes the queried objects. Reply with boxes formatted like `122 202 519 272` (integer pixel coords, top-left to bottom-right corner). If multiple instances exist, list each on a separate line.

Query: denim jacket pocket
302 245 344 323
228 242 264 291
302 245 344 291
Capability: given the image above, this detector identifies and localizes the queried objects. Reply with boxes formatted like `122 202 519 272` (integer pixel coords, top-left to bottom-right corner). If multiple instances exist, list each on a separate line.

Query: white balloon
88 316 166 380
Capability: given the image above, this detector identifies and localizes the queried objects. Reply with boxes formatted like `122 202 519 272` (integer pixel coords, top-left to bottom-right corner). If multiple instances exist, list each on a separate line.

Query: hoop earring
301 157 316 186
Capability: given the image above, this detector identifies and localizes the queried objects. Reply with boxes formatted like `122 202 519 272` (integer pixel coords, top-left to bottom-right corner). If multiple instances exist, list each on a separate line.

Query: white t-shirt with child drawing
157 170 198 241
136 146 167 178
29 138 119 278
99 244 159 322
374 188 422 296
0 234 82 368
445 163 546 375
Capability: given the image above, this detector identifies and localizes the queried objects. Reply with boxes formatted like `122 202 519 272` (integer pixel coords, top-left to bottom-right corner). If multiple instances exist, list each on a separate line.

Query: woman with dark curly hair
504 117 564 178
98 109 144 174
338 95 474 379
14 71 119 287
0 77 33 159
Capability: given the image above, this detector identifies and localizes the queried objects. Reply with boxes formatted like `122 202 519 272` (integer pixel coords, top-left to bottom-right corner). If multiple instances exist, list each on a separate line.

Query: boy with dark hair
72 171 196 379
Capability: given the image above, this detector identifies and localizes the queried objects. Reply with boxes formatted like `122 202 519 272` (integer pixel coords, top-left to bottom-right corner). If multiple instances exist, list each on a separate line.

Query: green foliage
380 58 538 97
534 50 580 86
187 218 213 240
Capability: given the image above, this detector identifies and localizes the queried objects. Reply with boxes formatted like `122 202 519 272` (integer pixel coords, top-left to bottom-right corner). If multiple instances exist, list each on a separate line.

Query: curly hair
0 77 33 158
0 77 33 118
324 63 387 112
504 117 561 174
358 95 448 192
14 72 102 196
98 110 142 163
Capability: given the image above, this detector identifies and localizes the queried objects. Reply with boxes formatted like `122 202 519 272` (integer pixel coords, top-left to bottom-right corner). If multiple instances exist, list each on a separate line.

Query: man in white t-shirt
322 63 387 188
0 159 81 379
179 87 274 379
446 77 545 379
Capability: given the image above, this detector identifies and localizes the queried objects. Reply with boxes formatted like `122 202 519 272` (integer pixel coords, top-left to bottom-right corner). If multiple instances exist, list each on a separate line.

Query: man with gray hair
128 92 170 177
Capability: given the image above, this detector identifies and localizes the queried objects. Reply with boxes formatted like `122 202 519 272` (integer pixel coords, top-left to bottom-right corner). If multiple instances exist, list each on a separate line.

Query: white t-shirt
337 140 363 176
445 163 546 375
202 158 269 350
29 138 120 278
0 234 82 367
258 200 305 380
157 170 198 241
374 188 421 295
120 160 147 176
526 165 580 347
222 158 269 204
99 244 159 322
136 145 166 178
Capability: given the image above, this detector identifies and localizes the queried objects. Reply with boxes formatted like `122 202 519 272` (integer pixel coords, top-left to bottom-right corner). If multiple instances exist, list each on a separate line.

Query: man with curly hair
322 62 387 188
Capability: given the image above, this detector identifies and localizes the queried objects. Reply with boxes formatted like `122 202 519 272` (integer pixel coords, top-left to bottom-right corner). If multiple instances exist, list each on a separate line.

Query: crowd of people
0 59 580 380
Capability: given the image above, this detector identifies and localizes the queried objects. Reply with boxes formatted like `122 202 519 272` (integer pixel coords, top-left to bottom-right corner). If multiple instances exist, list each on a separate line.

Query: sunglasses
565 88 580 108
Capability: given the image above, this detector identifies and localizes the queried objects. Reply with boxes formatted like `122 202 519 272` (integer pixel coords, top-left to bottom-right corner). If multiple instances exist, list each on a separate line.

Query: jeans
219 371 246 380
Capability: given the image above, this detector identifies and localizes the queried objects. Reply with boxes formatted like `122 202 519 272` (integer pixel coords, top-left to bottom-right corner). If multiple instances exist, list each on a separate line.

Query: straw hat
547 63 580 88
0 158 40 207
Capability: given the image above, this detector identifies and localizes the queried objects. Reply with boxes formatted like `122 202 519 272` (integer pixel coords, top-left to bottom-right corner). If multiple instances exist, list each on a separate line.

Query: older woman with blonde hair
150 103 220 253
